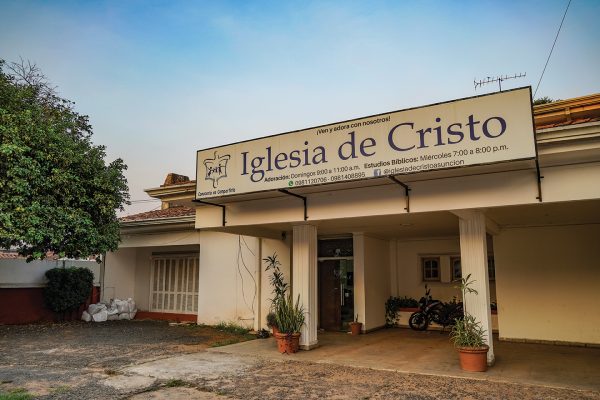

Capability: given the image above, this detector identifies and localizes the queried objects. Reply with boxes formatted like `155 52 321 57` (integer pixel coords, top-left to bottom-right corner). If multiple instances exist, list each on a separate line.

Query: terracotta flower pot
275 332 301 354
271 325 280 337
349 322 362 335
457 345 489 372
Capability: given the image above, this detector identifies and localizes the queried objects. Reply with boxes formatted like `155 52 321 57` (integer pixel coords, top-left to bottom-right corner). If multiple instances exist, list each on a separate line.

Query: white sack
107 314 119 321
118 312 131 320
92 309 108 322
81 311 91 322
114 299 129 314
127 298 136 313
87 303 106 315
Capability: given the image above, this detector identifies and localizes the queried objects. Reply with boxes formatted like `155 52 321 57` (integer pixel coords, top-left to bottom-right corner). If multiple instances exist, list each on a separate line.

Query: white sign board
196 87 535 200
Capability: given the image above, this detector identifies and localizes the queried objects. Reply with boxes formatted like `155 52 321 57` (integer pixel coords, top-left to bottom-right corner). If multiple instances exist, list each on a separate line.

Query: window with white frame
150 255 199 313
422 257 440 281
448 255 495 282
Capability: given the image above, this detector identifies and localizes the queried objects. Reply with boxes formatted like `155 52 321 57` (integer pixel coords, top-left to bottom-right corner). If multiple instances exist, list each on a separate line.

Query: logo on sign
203 151 231 188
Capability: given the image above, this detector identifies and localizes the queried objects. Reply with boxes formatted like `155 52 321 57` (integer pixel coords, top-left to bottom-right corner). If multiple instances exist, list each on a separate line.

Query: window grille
149 255 199 313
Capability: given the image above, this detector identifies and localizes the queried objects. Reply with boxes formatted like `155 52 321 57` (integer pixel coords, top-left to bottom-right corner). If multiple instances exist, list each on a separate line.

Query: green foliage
450 273 487 348
385 296 418 326
43 267 93 313
163 379 187 388
274 293 305 334
266 311 277 328
263 253 288 309
450 313 487 348
0 388 33 400
0 59 129 261
533 96 560 106
214 321 250 335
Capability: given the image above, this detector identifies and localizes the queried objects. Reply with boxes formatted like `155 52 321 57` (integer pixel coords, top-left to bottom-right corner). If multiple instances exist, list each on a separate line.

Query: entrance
318 238 354 331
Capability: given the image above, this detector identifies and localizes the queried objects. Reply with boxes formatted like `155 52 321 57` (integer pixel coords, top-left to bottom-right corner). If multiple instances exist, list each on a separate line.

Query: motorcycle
409 285 463 332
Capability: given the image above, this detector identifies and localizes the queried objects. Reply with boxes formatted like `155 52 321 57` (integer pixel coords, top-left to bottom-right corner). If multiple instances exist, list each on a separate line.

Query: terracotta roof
0 251 62 260
120 206 195 222
0 251 20 259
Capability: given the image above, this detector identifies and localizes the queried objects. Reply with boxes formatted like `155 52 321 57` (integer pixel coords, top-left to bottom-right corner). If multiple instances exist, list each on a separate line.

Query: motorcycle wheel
409 312 429 331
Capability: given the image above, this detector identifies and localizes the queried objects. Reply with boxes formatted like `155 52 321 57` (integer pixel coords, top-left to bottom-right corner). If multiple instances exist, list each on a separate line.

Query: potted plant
450 274 489 372
266 311 279 336
264 253 288 345
274 293 305 354
349 314 362 335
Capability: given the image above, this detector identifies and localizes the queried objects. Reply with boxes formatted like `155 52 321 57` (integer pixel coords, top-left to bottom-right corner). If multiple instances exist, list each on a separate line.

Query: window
150 255 199 313
451 257 462 281
448 255 495 281
488 256 496 281
422 257 440 281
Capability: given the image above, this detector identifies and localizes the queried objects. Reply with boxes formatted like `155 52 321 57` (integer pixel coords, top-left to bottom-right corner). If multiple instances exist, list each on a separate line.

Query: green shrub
44 267 94 314
266 311 277 328
385 296 419 326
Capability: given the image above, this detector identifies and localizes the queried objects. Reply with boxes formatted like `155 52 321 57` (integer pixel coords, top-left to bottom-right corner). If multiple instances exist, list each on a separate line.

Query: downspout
100 252 106 303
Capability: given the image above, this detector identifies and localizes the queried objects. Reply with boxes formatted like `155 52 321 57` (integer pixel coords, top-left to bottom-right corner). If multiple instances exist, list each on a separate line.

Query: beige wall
198 232 260 328
0 259 99 288
104 247 137 302
494 224 600 345
259 237 291 330
363 236 391 330
394 237 497 303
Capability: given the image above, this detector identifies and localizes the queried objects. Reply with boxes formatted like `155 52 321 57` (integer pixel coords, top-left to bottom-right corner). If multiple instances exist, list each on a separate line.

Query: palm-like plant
263 253 288 309
274 293 305 334
450 273 487 349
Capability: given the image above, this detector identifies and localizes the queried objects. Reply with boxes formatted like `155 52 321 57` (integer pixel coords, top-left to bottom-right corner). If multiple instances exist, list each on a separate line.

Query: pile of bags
81 298 137 322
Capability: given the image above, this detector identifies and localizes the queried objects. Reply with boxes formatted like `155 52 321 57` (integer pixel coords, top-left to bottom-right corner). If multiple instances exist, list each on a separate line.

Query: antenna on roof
474 73 526 92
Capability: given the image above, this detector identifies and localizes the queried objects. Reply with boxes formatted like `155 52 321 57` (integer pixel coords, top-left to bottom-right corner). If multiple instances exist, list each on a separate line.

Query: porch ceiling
213 199 600 241
486 198 600 228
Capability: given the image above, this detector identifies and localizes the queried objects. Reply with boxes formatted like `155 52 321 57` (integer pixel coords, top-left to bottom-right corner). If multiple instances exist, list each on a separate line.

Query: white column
292 224 318 350
457 210 495 365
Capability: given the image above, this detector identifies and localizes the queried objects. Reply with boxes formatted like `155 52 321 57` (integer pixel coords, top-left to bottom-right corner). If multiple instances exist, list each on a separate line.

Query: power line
533 0 572 99
129 199 161 204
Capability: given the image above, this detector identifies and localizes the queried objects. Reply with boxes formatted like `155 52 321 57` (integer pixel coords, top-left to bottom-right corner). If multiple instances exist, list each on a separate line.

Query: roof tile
120 206 195 222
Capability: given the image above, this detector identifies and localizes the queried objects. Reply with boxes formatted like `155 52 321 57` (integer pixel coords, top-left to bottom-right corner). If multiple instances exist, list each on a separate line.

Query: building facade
106 90 600 364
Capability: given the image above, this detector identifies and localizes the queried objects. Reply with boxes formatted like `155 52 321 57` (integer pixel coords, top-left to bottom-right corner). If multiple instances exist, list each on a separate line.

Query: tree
0 59 130 261
533 96 560 106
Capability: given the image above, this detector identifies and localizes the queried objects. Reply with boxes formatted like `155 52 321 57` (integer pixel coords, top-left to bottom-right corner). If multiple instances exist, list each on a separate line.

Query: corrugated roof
120 206 195 222
535 116 600 130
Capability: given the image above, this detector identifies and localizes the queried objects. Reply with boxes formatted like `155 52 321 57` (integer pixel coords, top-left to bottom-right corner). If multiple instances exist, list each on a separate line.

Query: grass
214 321 250 335
0 388 33 400
164 379 187 388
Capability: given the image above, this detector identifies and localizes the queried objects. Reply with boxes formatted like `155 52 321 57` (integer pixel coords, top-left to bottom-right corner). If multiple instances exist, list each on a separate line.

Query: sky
1 0 599 215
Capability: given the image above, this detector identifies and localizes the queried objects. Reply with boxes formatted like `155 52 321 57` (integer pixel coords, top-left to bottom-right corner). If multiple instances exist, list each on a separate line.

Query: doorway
318 238 354 331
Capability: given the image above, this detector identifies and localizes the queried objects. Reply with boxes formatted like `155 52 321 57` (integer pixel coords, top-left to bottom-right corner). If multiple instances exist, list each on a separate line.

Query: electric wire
533 0 572 98
236 235 258 316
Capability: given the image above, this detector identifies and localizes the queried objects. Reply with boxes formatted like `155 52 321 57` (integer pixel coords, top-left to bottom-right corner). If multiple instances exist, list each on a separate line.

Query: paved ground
0 322 598 400
0 320 253 399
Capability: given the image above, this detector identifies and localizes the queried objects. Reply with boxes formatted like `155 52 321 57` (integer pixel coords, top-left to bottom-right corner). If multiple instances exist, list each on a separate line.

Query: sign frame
195 87 538 201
